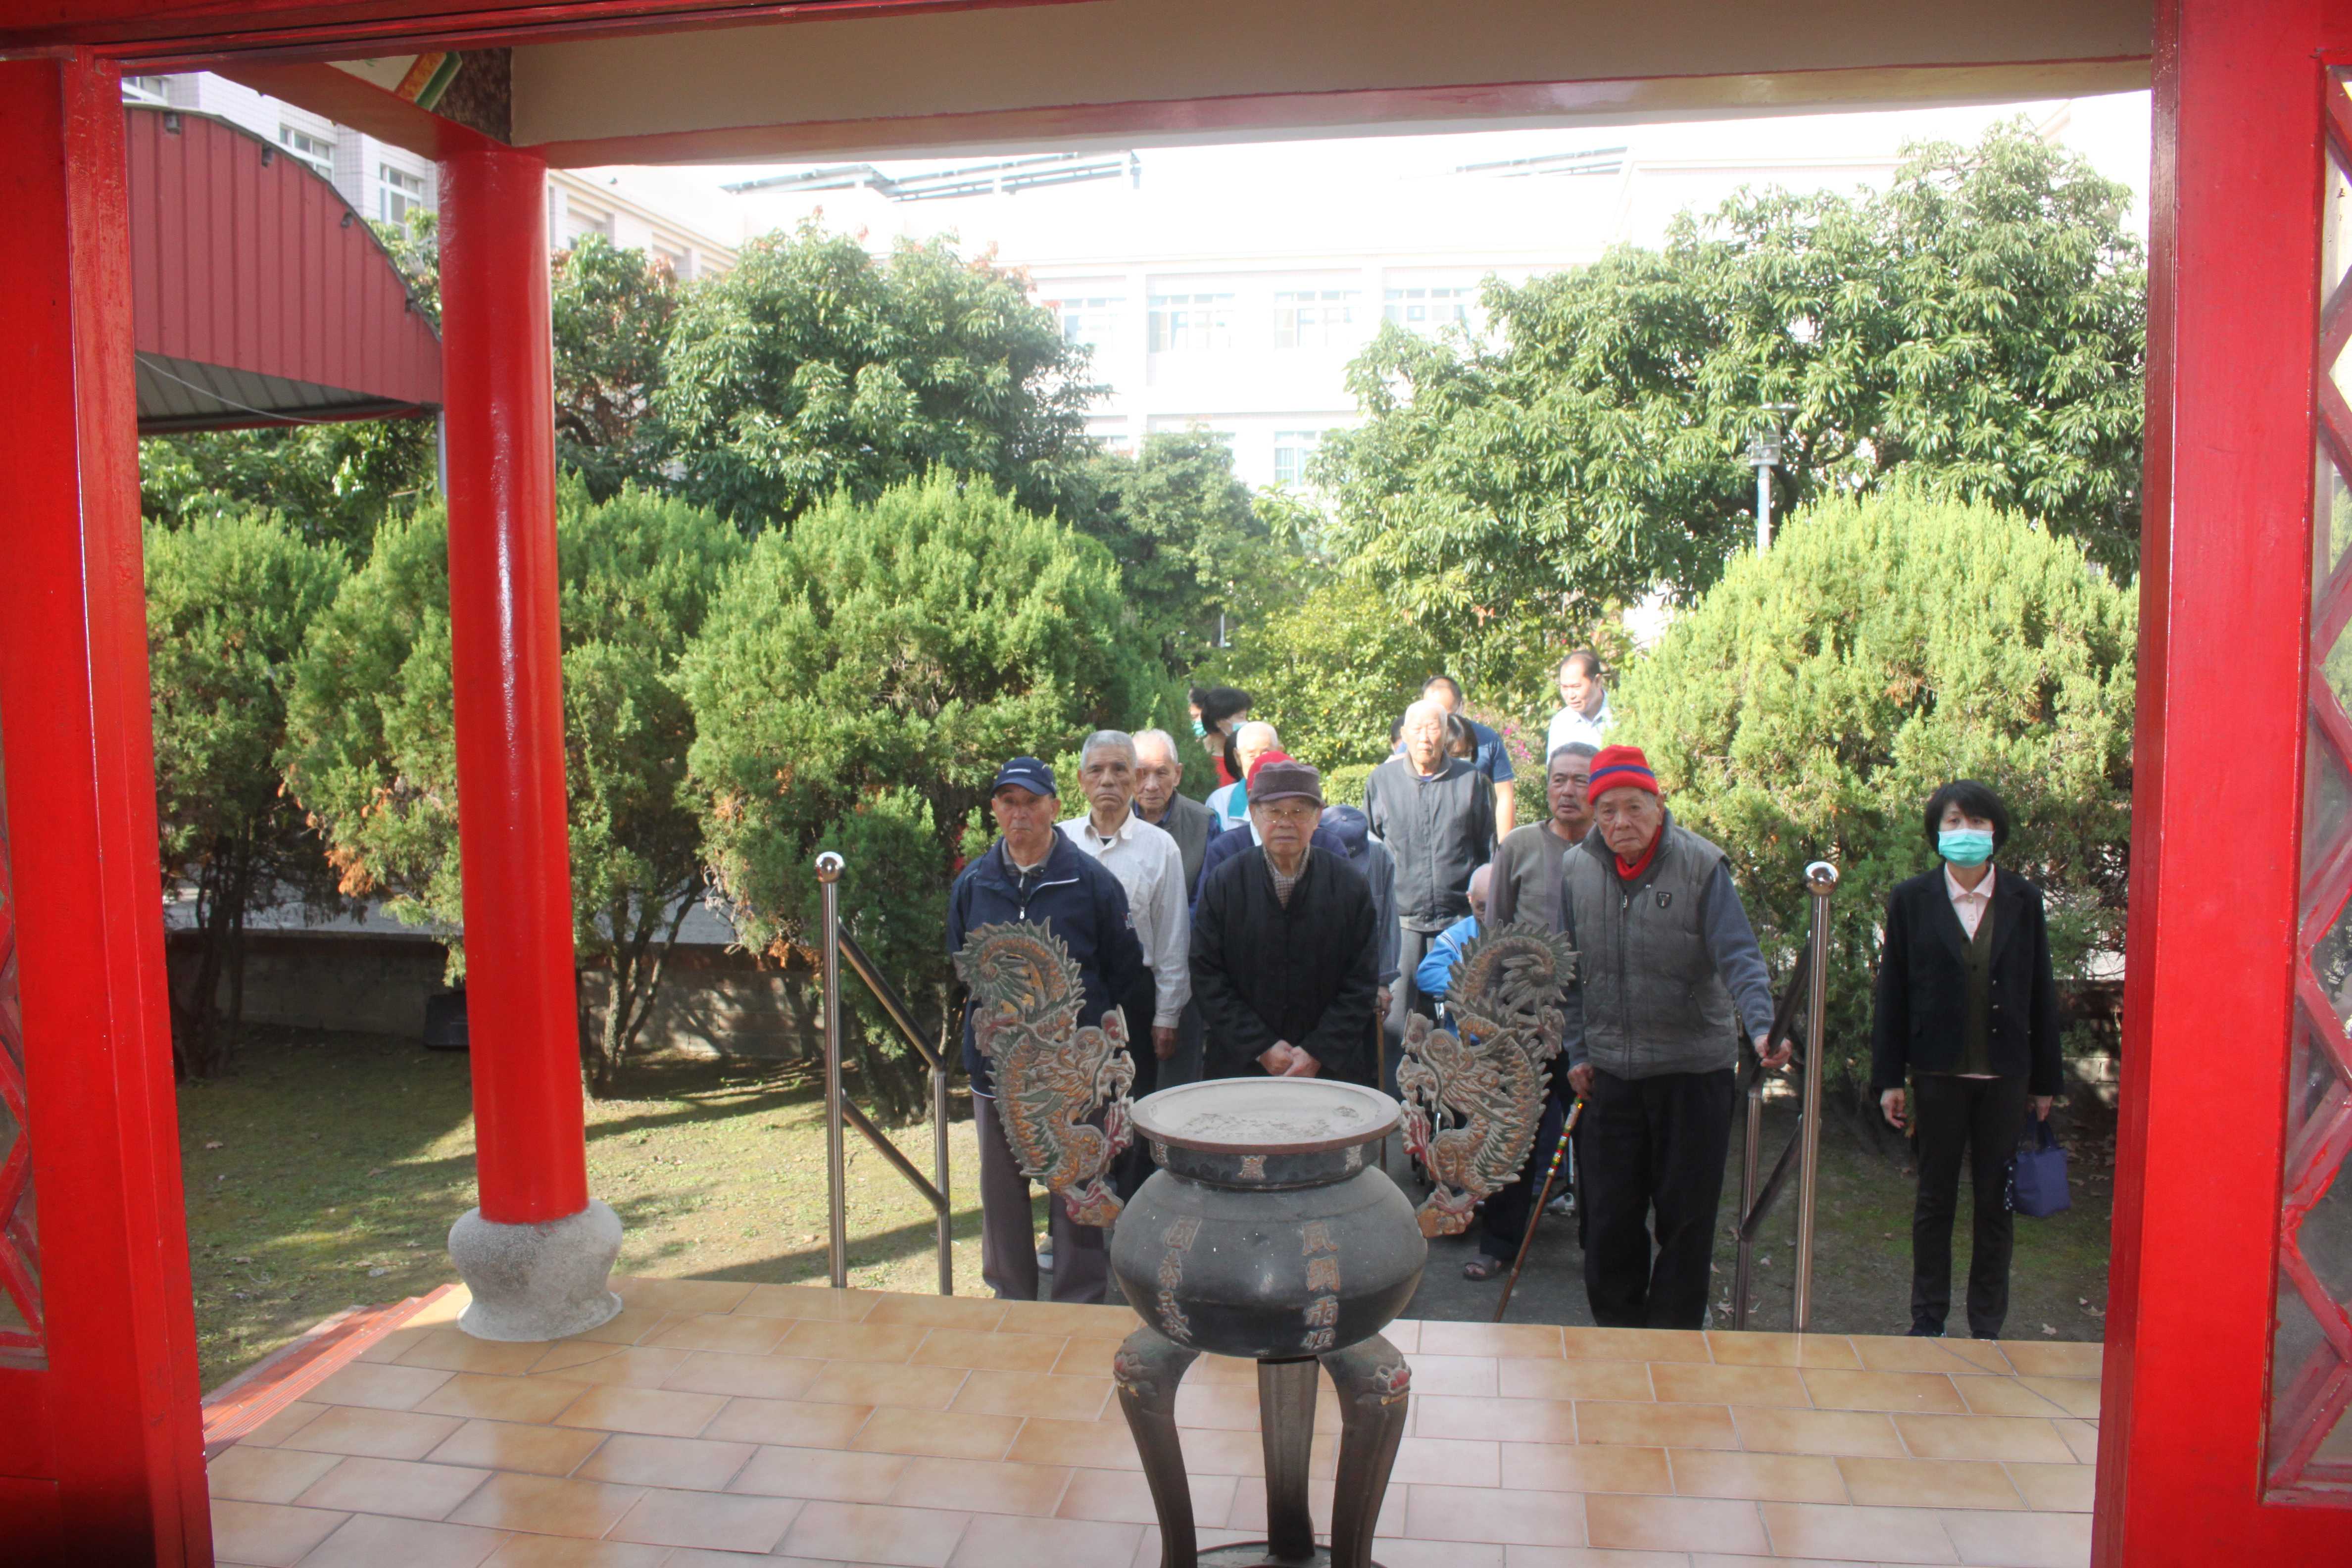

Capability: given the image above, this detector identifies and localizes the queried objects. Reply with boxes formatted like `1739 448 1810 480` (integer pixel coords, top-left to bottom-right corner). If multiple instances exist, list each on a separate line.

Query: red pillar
437 145 591 1226
0 51 210 1566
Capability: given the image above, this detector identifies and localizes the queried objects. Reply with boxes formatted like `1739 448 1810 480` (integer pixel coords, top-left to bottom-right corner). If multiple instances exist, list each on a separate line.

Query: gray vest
1562 819 1741 1078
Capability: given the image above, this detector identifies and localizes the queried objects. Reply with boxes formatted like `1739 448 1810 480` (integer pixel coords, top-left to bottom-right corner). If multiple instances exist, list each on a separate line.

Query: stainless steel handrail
814 852 954 1295
1731 861 1838 1331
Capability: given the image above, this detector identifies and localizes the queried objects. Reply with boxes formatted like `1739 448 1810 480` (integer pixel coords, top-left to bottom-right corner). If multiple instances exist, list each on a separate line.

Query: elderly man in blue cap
948 756 1145 1302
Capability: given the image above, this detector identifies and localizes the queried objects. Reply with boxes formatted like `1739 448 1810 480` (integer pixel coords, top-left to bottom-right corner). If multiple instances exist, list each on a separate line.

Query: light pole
1746 403 1798 553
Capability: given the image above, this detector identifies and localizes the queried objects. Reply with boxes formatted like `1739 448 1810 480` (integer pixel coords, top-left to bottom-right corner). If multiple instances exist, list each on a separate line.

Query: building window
1049 296 1124 349
1273 431 1326 487
565 204 616 245
1274 290 1359 350
279 127 336 181
1384 286 1475 330
1148 293 1236 353
379 164 427 223
653 244 691 281
122 76 172 105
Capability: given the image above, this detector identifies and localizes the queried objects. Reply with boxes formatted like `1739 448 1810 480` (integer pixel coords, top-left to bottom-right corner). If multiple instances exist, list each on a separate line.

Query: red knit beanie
1587 744 1660 799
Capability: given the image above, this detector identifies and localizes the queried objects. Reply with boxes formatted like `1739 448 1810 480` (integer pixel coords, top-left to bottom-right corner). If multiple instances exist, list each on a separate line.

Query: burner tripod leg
1258 1358 1319 1561
1115 1326 1205 1568
1320 1335 1412 1568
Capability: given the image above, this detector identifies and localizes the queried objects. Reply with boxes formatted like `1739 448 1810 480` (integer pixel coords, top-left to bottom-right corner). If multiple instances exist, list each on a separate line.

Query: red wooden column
436 142 621 1339
2099 0 2352 1558
0 51 210 1566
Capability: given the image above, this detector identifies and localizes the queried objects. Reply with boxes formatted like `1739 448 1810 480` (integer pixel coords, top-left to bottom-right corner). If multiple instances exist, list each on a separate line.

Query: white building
120 73 737 280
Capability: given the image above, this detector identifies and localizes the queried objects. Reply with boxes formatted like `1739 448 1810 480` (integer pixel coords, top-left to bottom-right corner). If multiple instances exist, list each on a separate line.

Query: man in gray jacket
1558 745 1789 1329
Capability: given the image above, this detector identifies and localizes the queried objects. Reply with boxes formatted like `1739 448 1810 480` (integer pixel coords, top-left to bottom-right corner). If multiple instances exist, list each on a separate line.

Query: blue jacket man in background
948 757 1144 1303
1411 862 1491 1024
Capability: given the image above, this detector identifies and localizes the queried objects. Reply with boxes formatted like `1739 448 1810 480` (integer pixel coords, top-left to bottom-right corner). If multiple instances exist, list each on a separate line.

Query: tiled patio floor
208 1276 2101 1568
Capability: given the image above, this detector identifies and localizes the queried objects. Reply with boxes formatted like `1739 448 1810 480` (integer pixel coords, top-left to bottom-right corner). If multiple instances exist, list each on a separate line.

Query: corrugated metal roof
126 104 441 432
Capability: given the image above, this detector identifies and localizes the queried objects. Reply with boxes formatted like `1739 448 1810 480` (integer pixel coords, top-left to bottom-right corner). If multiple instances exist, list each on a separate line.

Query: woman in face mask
1866 780 2064 1340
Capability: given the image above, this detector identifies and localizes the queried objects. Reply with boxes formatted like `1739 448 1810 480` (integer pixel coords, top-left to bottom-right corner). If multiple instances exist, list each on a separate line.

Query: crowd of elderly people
945 657 2063 1341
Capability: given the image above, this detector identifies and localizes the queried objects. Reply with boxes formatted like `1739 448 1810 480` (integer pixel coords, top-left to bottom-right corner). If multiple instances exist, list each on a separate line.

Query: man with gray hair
1061 731 1190 1120
1130 727 1219 1086
1365 698 1496 1091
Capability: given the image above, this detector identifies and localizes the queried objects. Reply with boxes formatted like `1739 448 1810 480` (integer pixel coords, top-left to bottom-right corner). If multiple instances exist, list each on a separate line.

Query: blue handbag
2010 1117 2071 1219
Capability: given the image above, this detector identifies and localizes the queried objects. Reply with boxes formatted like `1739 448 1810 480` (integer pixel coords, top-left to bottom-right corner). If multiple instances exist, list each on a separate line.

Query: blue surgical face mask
1190 720 1208 738
1939 828 1995 867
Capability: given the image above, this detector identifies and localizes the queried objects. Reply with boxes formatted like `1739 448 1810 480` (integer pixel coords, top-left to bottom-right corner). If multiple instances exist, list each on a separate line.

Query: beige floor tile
1584 1493 1766 1555
237 1401 329 1449
1952 1377 2076 1419
1998 1342 2104 1380
1560 1327 1712 1364
1802 1369 1966 1415
853 1405 1024 1460
1163 1424 1275 1477
556 1306 673 1348
1383 1321 1423 1354
1704 1332 1860 1370
207 1445 345 1505
1574 1400 1739 1450
1507 1549 1690 1568
913 1328 1067 1373
292 1455 492 1520
951 1511 1139 1568
277 1406 467 1461
1401 1484 1584 1546
298 1513 509 1568
395 1330 552 1378
806 1359 967 1411
1650 1362 1812 1408
2006 1461 2097 1513
1852 1335 2016 1376
782 1499 975 1567
1760 1500 1961 1564
2013 1377 2101 1419
525 1342 624 1376
1731 1406 1907 1459
530 1348 689 1390
356 1324 435 1365
1008 1416 1144 1470
1498 1442 1672 1496
553 1384 728 1438
866 1294 1009 1331
1406 1354 1501 1397
1055 1465 1236 1527
2052 1420 2102 1465
424 1419 608 1478
1173 1380 1268 1431
699 1395 871 1448
571 1432 755 1491
998 1301 1144 1339
1130 1525 1260 1568
644 1312 794 1356
418 1374 591 1425
1894 1415 2076 1464
480 1537 669 1568
209 1499 350 1567
309 1362 457 1413
733 1283 884 1322
447 1471 647 1538
611 1278 754 1315
1223 1474 1404 1538
1838 1456 2024 1510
1418 1322 1568 1359
1051 1336 1118 1379
659 1349 823 1401
950 1369 1112 1421
1668 1447 1848 1503
1417 1393 1578 1445
1385 1543 1508 1568
1939 1507 2095 1568
888 1455 1073 1516
1390 1436 1503 1487
605 1486 803 1552
729 1442 911 1503
1497 1358 1655 1404
779 1318 935 1364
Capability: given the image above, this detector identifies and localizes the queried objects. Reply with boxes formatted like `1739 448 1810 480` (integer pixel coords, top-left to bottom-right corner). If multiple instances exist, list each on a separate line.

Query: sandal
1462 1255 1504 1282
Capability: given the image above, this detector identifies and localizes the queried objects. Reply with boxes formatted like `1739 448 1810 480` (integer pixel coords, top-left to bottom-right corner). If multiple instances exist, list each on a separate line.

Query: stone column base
448 1199 625 1342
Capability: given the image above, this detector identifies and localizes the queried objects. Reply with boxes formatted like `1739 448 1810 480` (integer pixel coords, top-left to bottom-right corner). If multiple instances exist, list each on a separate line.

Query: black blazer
1190 846 1380 1085
1868 868 2064 1096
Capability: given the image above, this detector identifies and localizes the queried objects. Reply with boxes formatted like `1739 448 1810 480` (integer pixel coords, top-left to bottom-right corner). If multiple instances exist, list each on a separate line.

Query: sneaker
1545 1192 1575 1218
1038 1243 1055 1273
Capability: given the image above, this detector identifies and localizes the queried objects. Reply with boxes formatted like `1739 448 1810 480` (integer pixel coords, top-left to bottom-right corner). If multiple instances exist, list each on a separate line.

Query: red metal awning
126 103 441 432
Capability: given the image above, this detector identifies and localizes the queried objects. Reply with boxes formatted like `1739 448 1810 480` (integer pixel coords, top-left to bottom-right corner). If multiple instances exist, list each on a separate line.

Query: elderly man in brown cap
1188 757 1382 1085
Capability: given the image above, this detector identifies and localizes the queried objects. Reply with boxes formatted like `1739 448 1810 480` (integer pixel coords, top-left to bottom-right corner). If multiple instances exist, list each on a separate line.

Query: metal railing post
931 1064 953 1295
1789 861 1839 1332
1732 1060 1766 1330
816 851 849 1289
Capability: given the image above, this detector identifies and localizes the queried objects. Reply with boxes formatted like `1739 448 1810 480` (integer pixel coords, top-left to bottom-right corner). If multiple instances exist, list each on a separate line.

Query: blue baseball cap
990 757 1058 798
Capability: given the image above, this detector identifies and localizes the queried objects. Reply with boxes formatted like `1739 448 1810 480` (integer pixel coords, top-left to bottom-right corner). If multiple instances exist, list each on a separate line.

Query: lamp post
1746 403 1798 553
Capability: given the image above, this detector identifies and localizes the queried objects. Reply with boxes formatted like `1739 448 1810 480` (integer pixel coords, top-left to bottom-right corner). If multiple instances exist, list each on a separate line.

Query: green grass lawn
177 1027 993 1389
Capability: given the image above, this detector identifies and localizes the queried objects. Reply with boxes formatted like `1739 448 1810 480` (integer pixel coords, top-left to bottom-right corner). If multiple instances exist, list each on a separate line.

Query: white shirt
1061 811 1192 1028
1945 862 1995 940
1546 695 1612 761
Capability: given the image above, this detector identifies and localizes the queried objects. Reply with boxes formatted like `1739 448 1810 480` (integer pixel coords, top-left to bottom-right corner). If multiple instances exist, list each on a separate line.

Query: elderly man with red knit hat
1558 744 1789 1329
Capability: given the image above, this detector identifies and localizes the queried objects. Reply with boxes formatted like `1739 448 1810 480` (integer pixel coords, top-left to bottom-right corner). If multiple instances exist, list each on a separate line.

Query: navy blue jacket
947 832 1145 1097
1192 820 1349 912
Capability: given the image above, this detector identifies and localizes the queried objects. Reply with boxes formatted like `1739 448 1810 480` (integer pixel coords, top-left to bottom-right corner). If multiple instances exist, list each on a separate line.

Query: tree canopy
554 233 685 501
1615 488 2136 1098
1314 122 2147 666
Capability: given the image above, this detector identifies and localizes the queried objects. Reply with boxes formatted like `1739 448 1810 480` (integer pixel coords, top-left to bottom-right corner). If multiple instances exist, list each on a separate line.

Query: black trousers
1581 1066 1736 1329
1113 975 1163 1201
1910 1073 2030 1338
1476 1093 1569 1261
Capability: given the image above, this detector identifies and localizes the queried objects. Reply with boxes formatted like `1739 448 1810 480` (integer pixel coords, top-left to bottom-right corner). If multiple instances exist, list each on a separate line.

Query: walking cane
1494 1097 1584 1323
